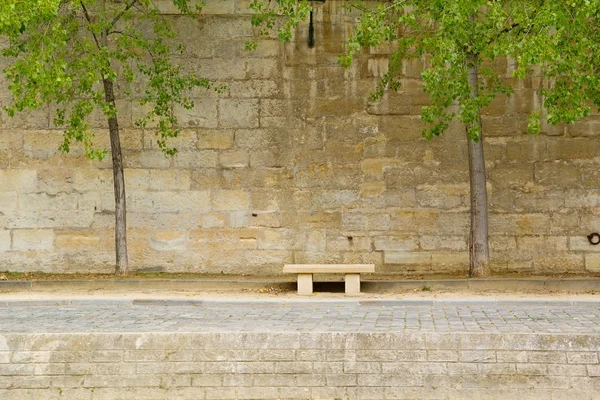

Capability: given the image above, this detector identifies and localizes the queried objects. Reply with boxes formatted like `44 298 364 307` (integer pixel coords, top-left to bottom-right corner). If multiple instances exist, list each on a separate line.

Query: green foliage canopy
0 0 61 36
250 0 600 141
0 0 217 159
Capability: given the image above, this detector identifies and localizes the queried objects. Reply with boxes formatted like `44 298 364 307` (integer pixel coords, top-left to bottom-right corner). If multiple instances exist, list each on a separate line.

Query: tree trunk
466 53 490 278
103 77 129 276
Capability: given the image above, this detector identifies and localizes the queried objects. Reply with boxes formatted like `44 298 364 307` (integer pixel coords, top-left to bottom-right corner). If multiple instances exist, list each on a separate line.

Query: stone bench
283 264 375 295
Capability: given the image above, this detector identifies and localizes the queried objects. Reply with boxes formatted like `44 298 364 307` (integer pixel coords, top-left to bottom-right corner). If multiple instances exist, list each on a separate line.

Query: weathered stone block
0 170 37 192
567 352 598 364
547 139 600 160
73 169 113 192
174 99 219 129
202 0 235 14
312 190 360 209
326 235 371 252
431 252 469 270
567 117 600 137
489 164 534 186
149 170 191 191
55 232 101 252
246 59 280 79
23 131 64 159
197 130 234 149
196 59 246 80
584 254 600 272
219 150 249 168
143 191 211 213
383 251 431 265
535 163 580 186
212 190 250 211
144 130 197 151
420 236 467 251
1 107 49 130
415 184 466 209
172 150 219 169
517 236 568 251
373 236 418 252
0 230 11 252
18 192 79 212
0 129 23 151
219 100 259 129
150 231 188 251
229 80 280 99
12 230 54 251
0 192 18 214
135 150 172 169
533 253 584 272
341 212 390 232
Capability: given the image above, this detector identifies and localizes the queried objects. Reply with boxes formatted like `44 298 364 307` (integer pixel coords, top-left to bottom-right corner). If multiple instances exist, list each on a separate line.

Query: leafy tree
249 0 600 277
0 0 217 275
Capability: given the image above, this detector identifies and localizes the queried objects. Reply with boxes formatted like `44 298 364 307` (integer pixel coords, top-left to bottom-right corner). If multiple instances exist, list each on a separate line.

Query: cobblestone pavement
1 300 599 334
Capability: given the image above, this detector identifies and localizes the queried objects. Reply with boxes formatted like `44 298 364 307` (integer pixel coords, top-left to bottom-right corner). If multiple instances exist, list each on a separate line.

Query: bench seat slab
283 264 374 274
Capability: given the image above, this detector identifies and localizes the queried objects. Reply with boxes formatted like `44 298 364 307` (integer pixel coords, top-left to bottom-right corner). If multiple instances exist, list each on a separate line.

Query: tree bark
466 53 490 278
103 77 129 276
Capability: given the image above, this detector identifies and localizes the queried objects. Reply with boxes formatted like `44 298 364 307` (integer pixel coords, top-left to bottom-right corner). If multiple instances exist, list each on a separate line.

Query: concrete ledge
0 331 598 399
2 278 600 293
0 298 599 308
363 278 600 292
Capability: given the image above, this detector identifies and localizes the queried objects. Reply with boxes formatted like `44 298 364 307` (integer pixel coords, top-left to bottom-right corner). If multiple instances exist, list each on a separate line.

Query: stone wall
0 0 599 275
1 332 599 399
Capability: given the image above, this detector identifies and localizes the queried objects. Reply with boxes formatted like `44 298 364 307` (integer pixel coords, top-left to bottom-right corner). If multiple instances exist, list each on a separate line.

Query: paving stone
0 301 599 334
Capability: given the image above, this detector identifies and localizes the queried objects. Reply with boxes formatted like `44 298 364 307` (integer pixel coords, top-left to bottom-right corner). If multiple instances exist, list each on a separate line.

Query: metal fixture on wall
588 233 600 245
308 0 326 48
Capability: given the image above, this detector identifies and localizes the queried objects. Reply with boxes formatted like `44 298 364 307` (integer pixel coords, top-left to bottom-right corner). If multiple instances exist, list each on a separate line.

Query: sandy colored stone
55 231 102 251
12 229 54 251
384 251 431 265
585 254 600 272
0 170 37 192
197 130 234 149
219 99 259 129
18 192 80 212
0 6 599 276
0 230 11 252
23 131 64 159
149 170 191 191
219 150 249 168
517 236 568 251
0 192 18 214
150 231 188 251
212 190 250 211
535 163 580 186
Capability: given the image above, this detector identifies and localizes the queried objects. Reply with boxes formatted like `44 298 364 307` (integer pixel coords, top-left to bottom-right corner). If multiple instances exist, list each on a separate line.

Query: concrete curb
2 277 600 292
0 298 598 307
0 279 295 291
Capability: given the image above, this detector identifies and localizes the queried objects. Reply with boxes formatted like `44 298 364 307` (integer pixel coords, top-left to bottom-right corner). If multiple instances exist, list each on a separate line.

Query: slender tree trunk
96 0 128 276
103 77 129 276
466 53 490 278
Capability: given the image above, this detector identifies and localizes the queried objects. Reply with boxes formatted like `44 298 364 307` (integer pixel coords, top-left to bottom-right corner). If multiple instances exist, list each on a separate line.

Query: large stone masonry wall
1 332 599 399
1 0 600 275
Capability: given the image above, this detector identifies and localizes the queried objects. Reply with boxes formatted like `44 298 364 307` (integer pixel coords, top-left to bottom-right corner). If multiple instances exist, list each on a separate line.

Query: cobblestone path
1 300 599 334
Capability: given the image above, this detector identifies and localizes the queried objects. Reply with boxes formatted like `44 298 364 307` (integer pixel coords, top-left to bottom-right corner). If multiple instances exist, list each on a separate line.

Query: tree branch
80 1 101 50
108 0 138 31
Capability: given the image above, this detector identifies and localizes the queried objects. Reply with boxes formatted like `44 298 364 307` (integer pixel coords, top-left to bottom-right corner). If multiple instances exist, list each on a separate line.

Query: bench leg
297 273 313 295
345 273 360 294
